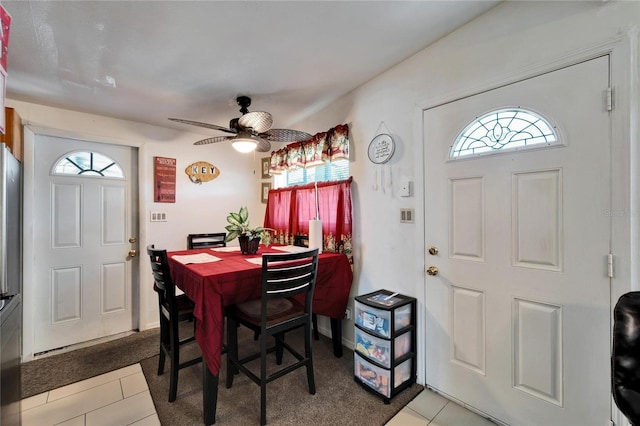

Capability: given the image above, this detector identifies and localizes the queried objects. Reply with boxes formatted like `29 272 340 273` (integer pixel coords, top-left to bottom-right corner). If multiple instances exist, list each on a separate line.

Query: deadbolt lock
428 246 439 256
129 237 137 243
426 266 439 276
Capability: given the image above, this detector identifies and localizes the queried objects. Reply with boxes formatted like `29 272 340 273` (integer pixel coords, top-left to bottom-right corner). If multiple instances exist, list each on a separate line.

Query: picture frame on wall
261 157 270 179
261 182 271 204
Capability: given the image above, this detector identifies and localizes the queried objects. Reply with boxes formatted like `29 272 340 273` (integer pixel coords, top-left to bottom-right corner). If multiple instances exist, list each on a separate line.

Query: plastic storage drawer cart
354 289 417 403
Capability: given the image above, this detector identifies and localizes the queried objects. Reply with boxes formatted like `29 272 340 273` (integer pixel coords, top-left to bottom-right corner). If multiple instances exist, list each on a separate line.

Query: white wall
296 0 639 351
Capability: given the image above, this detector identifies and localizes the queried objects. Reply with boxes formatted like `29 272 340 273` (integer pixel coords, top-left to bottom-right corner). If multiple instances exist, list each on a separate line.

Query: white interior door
423 56 611 425
32 135 138 353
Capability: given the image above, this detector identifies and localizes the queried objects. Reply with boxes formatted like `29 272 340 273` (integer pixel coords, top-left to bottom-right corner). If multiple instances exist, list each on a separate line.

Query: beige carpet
141 326 423 425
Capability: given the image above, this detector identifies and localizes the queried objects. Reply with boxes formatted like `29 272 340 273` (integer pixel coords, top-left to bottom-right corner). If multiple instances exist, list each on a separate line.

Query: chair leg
312 314 319 340
168 316 180 402
305 322 316 395
275 332 284 365
260 328 268 426
157 318 168 375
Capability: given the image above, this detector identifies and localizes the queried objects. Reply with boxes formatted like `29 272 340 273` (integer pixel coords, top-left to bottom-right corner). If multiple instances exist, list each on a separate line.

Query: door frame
22 125 146 361
413 35 637 424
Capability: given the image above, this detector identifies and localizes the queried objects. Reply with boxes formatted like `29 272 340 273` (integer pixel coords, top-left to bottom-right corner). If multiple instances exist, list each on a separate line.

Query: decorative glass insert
450 108 558 158
53 151 124 178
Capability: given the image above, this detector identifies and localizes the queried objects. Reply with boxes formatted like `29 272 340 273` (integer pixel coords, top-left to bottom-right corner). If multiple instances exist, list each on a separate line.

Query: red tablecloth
167 245 353 376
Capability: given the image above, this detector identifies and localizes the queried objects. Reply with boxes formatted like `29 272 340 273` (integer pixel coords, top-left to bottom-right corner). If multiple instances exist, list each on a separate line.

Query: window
450 108 558 159
273 159 349 188
53 151 124 178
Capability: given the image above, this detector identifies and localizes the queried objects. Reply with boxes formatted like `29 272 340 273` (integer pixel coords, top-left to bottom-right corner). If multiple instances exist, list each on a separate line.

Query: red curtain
264 177 353 262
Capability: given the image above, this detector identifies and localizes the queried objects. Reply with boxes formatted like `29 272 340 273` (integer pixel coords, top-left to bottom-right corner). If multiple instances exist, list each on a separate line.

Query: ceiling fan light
232 137 258 153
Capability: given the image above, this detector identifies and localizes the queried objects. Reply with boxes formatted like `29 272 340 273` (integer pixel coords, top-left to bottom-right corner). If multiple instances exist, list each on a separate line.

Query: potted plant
225 206 272 254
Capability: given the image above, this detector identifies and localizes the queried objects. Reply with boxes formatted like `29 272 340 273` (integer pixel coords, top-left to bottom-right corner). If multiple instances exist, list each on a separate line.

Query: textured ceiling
2 1 499 137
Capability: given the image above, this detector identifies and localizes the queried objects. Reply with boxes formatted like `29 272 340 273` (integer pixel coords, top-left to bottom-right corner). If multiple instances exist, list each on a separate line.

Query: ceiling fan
169 96 312 153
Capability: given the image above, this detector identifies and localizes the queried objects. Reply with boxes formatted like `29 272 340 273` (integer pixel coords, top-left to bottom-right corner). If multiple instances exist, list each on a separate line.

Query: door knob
426 266 439 276
128 249 137 258
428 246 439 255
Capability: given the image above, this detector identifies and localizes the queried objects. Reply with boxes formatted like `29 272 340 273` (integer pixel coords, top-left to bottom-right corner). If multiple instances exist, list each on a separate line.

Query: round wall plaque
367 133 395 164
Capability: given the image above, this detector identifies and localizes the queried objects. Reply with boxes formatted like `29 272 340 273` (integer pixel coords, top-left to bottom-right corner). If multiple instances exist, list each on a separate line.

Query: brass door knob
426 266 439 276
128 249 137 258
428 246 439 255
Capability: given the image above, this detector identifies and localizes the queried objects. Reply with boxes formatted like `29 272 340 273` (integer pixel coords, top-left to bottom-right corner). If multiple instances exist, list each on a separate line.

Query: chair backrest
187 233 227 249
612 291 640 425
260 249 319 328
293 234 309 247
146 244 178 312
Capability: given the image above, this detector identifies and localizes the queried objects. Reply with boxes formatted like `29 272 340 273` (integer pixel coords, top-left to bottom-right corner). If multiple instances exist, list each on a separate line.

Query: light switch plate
400 208 414 223
400 178 412 197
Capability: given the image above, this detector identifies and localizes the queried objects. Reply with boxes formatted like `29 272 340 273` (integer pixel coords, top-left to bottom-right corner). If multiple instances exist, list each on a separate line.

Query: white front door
32 135 138 353
423 55 611 425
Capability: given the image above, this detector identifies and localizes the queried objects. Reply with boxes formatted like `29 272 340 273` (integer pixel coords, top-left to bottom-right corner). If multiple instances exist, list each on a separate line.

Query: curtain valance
263 177 353 263
269 124 349 174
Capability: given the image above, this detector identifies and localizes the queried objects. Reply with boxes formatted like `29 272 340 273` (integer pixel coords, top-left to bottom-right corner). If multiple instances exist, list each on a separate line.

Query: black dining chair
612 291 640 425
146 244 202 402
293 234 309 248
187 232 227 249
293 234 320 340
225 249 319 425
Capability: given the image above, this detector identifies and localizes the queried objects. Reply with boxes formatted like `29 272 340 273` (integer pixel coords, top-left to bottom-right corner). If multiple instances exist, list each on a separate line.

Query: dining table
167 244 354 425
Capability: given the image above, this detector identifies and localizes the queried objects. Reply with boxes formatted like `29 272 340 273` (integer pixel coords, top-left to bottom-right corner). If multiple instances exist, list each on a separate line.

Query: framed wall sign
261 182 271 204
261 157 271 179
154 156 176 203
0 4 10 73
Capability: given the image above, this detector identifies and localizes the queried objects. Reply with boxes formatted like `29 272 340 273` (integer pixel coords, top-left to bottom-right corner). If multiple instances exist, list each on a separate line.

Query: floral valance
269 124 349 174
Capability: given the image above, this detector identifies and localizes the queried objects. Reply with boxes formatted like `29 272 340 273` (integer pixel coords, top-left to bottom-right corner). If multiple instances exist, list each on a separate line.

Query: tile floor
20 362 494 426
385 389 497 426
20 364 160 426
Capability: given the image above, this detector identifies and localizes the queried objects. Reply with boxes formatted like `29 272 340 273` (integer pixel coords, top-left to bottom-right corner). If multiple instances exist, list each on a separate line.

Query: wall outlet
345 307 352 320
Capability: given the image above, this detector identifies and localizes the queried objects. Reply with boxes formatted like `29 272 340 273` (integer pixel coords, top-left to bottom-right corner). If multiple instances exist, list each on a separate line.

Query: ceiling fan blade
169 118 237 134
194 136 233 145
238 111 273 134
263 128 312 142
255 136 272 153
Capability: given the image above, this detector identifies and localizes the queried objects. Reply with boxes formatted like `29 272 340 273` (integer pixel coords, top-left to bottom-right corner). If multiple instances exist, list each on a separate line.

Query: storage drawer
355 300 413 338
355 327 412 368
394 304 412 330
355 327 391 367
394 331 412 359
355 301 392 337
394 358 412 388
354 353 391 397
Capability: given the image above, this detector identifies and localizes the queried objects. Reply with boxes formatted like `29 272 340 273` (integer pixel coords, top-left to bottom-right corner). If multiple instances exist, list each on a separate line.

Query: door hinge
606 87 613 111
608 253 614 278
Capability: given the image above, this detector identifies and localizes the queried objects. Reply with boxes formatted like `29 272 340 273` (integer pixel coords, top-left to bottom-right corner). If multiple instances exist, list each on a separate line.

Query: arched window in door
450 108 559 159
52 151 125 178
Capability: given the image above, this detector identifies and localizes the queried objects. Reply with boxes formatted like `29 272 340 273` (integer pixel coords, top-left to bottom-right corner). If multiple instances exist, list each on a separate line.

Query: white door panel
424 56 610 425
33 136 137 353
